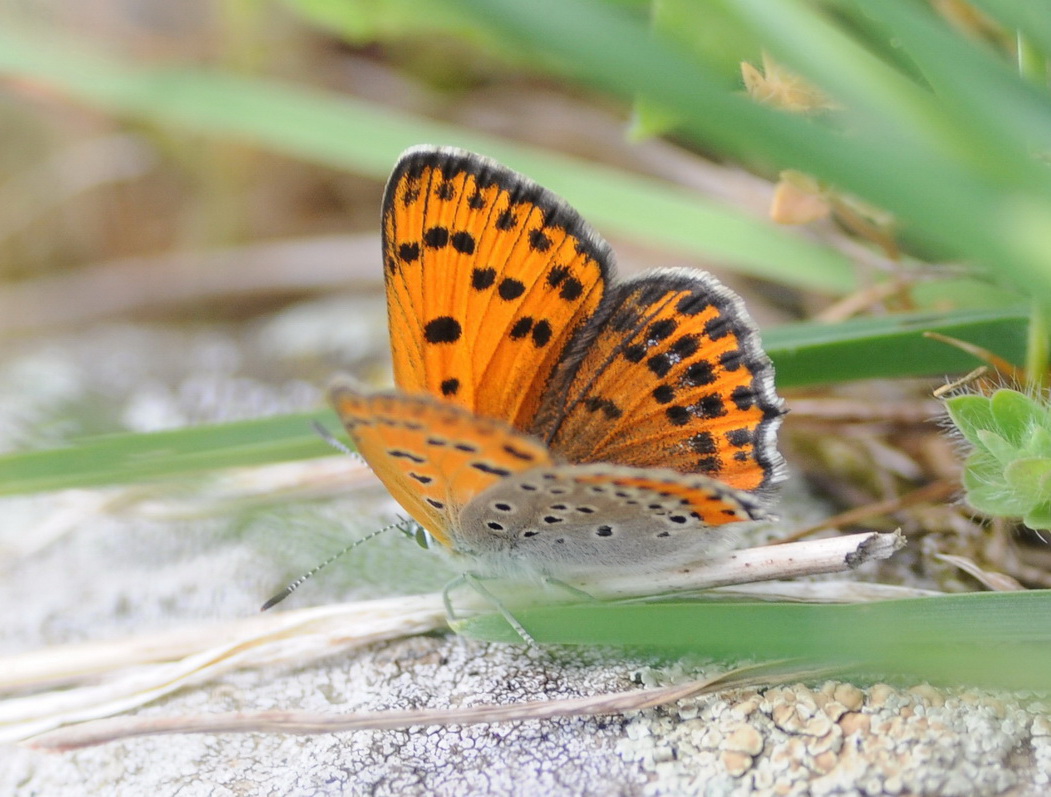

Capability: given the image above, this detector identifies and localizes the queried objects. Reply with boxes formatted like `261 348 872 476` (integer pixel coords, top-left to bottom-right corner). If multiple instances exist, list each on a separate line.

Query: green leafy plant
947 388 1051 530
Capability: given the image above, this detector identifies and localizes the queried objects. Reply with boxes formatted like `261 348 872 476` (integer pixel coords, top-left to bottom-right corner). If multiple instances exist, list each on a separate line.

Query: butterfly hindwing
383 147 612 431
538 269 786 492
456 462 767 576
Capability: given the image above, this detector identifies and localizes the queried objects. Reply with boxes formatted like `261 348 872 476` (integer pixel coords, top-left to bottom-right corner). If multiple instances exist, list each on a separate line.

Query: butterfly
329 146 785 581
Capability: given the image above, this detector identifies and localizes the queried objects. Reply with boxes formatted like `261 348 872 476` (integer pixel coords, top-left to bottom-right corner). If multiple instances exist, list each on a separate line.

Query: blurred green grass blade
0 25 852 292
0 307 1028 496
455 0 944 182
731 0 1051 186
458 591 1051 689
457 0 1051 301
765 305 1029 386
278 0 478 41
737 0 1051 185
648 0 760 82
0 410 338 495
735 0 965 153
853 1 1051 176
970 0 1051 59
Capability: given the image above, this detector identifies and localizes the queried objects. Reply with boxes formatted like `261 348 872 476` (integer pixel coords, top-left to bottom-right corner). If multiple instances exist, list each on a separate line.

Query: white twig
0 531 904 744
575 531 904 599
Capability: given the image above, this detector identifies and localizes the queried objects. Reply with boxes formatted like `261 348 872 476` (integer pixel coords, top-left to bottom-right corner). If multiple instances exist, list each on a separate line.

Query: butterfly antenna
260 518 406 611
312 419 359 458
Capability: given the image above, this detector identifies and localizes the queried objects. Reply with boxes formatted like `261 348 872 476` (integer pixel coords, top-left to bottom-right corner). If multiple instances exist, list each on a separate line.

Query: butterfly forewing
383 147 611 431
329 382 553 547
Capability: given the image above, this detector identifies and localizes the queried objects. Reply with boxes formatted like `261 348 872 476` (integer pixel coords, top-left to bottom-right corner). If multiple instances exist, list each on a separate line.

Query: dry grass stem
934 553 1025 591
28 660 840 751
775 481 957 544
0 596 447 744
786 397 943 426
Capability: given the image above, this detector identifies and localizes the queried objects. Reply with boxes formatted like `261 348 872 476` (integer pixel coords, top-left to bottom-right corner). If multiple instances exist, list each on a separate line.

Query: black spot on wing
529 229 552 252
471 462 512 477
472 267 496 290
399 242 420 263
531 320 552 347
424 317 462 344
510 317 533 339
451 231 476 254
423 227 449 248
498 278 526 301
435 180 455 200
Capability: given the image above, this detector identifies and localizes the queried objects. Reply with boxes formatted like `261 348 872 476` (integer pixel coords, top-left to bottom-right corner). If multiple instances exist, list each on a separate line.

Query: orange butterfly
330 147 785 580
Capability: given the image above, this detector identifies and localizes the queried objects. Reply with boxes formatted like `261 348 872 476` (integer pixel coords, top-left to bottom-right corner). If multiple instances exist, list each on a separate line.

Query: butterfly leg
542 577 596 602
445 572 537 646
441 573 466 621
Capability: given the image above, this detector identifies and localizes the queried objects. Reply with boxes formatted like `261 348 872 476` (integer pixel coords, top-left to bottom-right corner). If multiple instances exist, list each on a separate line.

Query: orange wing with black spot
328 381 553 547
538 269 786 492
382 146 610 431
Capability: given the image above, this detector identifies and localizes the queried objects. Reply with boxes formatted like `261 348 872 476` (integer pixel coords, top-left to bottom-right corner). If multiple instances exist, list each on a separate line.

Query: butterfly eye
413 526 434 549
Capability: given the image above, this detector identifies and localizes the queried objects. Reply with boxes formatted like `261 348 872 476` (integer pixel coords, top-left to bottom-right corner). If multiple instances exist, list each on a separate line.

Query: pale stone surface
618 673 1046 796
3 320 1050 796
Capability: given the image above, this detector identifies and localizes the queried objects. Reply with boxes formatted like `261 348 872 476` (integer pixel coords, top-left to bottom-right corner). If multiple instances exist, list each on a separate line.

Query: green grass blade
0 411 338 495
737 0 1051 184
277 0 480 42
0 24 852 291
847 1 1051 180
969 0 1051 59
765 305 1029 386
735 0 969 154
457 591 1051 690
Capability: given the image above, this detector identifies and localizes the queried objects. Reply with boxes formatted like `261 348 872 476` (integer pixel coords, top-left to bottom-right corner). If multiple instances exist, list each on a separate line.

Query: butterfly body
330 146 785 581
